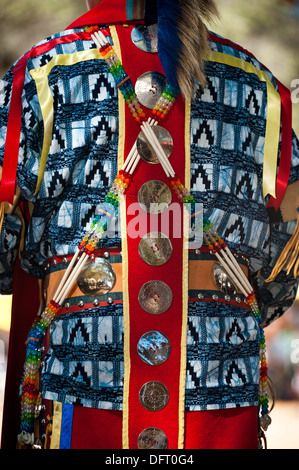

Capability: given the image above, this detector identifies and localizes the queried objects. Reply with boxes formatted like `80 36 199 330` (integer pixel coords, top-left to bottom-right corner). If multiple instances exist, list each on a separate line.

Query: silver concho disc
131 24 158 53
137 331 171 366
213 263 237 295
77 257 116 296
135 71 167 109
139 381 169 411
138 180 172 214
138 280 173 315
137 126 173 164
137 427 168 449
138 232 173 266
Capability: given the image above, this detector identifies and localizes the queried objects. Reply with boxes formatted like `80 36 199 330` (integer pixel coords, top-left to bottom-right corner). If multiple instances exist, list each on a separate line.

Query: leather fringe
266 211 299 282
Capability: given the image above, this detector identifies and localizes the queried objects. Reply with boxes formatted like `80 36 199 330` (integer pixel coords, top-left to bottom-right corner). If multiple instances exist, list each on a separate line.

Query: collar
67 0 147 29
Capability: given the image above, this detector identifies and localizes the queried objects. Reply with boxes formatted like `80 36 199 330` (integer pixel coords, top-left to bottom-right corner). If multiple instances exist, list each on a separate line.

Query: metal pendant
131 24 158 53
213 263 237 295
135 71 167 109
138 280 173 314
138 232 173 266
136 125 173 164
137 330 171 366
139 381 169 411
137 427 168 449
138 180 172 214
77 257 116 296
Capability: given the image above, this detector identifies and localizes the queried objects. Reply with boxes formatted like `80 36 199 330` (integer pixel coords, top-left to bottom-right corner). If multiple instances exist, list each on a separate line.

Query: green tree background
0 0 298 129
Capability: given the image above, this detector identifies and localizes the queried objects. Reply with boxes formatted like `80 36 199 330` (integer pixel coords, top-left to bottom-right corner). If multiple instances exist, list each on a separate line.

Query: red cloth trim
115 24 187 449
267 82 292 211
208 33 293 211
70 407 258 449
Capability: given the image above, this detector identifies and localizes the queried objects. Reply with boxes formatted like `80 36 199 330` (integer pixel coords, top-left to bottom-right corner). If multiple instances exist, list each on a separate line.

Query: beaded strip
202 215 271 441
17 26 270 447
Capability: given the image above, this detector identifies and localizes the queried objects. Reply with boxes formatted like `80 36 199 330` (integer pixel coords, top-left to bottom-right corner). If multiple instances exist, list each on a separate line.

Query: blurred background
0 0 299 449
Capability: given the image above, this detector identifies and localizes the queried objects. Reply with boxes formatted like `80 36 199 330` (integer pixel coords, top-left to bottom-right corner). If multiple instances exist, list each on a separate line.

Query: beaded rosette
18 26 271 448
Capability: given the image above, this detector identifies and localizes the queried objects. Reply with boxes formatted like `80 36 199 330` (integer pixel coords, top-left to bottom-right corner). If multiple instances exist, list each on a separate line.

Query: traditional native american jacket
0 0 298 450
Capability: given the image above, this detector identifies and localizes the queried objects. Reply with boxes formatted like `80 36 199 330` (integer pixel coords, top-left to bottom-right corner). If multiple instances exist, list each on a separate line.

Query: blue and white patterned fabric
0 26 298 412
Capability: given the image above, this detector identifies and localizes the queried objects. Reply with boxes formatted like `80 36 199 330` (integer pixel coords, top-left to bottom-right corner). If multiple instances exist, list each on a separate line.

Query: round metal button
137 331 171 366
137 427 168 449
135 71 167 109
138 180 172 214
139 232 173 266
136 125 173 164
139 381 169 411
131 24 158 53
138 280 173 315
77 257 116 296
213 263 237 295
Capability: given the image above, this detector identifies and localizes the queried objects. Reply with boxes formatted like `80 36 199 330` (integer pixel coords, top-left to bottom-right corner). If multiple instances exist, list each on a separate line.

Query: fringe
266 211 299 282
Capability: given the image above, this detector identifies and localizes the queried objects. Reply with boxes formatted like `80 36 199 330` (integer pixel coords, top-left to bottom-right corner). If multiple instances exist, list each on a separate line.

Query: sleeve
252 131 299 326
0 208 24 294
0 63 41 294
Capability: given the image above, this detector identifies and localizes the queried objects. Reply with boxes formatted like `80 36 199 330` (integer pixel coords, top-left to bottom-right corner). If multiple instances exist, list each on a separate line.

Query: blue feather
157 0 182 91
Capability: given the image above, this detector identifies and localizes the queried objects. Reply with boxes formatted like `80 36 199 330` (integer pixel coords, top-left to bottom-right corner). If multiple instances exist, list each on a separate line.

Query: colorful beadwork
170 175 194 204
97 32 146 122
19 299 60 444
95 28 179 125
152 85 179 119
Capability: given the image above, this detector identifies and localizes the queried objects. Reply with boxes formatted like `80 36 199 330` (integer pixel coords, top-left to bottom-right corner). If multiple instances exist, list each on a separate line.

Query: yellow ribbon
108 25 131 450
50 401 63 449
207 51 281 199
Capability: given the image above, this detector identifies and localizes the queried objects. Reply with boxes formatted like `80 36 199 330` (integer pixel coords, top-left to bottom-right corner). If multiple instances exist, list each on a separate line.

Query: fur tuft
157 0 219 101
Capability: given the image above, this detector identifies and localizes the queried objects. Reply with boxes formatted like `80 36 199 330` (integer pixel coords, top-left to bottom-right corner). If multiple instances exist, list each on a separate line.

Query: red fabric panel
184 407 259 449
70 407 258 449
71 408 123 449
115 24 187 449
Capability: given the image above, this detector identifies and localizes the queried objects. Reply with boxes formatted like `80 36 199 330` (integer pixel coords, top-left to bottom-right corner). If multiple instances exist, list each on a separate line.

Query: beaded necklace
17 26 270 448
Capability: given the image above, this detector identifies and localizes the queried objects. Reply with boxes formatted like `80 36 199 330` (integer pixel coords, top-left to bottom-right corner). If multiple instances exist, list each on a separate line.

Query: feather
157 0 182 91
